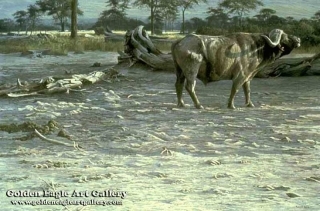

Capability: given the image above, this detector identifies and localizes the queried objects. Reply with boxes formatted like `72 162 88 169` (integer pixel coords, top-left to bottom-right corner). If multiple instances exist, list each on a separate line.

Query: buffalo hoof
195 104 204 109
228 104 236 109
177 102 185 107
246 102 255 107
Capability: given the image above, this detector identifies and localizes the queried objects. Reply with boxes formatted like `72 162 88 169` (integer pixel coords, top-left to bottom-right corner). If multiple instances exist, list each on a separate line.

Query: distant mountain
0 0 318 21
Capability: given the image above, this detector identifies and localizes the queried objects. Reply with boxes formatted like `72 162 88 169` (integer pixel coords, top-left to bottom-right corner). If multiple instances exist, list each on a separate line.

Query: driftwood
0 68 119 97
118 26 320 77
118 26 174 71
257 53 320 77
20 49 52 58
104 32 125 42
34 129 73 147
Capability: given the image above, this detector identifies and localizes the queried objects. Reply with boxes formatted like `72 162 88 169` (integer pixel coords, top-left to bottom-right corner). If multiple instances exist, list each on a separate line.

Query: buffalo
171 29 300 109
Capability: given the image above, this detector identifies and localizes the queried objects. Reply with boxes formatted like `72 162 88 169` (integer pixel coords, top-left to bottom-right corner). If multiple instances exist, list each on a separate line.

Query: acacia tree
0 18 15 33
133 0 175 35
154 1 178 32
254 8 276 22
219 0 263 27
27 4 42 35
36 0 83 32
162 4 179 32
96 0 129 30
312 10 320 35
184 17 206 32
312 10 320 21
177 0 207 34
13 10 28 34
206 7 230 28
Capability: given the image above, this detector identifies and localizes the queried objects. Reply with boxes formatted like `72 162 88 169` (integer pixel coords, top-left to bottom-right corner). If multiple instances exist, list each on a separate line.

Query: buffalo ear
292 36 301 48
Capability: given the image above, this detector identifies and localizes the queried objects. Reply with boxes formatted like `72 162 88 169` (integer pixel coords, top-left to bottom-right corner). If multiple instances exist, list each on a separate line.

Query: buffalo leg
175 72 186 107
185 79 203 109
242 81 254 107
228 79 243 109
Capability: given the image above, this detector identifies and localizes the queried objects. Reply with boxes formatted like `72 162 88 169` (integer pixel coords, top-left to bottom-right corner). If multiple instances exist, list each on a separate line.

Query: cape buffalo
171 29 300 109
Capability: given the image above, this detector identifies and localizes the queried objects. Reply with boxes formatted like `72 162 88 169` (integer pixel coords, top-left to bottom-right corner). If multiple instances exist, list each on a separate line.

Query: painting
0 0 319 210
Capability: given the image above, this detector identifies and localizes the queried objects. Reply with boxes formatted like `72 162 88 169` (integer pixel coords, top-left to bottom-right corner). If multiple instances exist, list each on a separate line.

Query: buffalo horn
261 29 283 48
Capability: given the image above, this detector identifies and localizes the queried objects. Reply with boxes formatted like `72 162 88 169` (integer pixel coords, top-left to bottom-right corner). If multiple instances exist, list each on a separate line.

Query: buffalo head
262 29 300 57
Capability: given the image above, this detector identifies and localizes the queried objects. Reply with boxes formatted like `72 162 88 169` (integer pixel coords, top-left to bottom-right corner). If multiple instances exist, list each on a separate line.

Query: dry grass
0 35 124 54
292 45 320 54
0 30 176 54
0 30 317 55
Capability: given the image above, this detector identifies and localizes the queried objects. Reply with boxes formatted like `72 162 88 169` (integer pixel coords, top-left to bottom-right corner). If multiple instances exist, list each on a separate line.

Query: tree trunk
256 53 320 77
151 5 155 35
182 9 186 34
60 19 65 32
30 22 34 35
71 0 78 38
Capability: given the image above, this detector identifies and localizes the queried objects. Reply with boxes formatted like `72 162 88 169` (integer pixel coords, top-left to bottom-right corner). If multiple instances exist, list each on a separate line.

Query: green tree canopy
27 4 42 34
36 0 83 32
96 0 129 30
206 7 230 28
0 18 15 33
312 10 320 22
177 0 207 34
13 10 28 33
133 0 176 35
219 0 263 27
254 8 276 21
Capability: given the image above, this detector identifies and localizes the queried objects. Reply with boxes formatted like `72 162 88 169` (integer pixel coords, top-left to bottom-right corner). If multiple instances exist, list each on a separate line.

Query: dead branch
34 129 74 147
119 25 175 71
257 52 320 77
0 68 119 97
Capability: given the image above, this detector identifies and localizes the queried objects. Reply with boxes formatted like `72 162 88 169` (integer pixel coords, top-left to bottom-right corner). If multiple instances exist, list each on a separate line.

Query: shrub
303 34 320 46
94 27 106 35
196 27 228 36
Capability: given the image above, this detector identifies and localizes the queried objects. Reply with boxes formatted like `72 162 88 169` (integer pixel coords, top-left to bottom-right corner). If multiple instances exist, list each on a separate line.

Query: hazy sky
0 0 318 21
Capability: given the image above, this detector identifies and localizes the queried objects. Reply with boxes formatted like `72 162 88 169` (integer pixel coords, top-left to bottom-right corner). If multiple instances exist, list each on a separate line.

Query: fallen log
0 68 120 97
118 26 320 77
118 26 174 71
104 32 125 42
256 53 320 77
